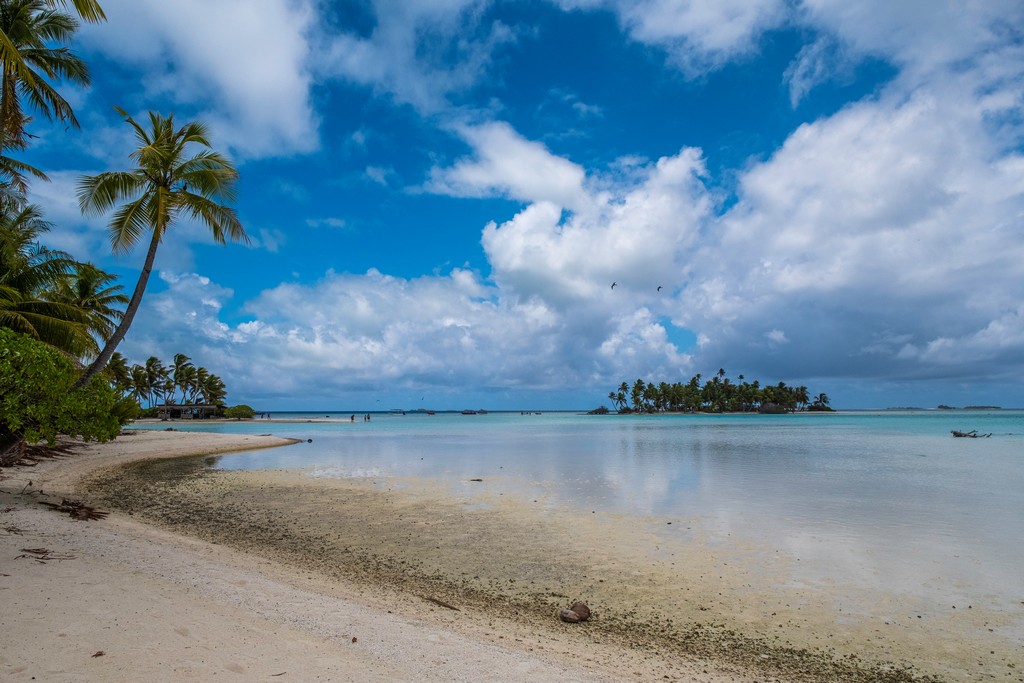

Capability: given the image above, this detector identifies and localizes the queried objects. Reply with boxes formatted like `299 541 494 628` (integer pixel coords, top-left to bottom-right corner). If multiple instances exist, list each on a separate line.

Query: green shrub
0 328 126 460
222 404 256 420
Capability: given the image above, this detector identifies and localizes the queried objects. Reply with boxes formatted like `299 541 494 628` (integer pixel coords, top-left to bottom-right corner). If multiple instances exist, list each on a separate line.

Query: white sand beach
0 431 745 683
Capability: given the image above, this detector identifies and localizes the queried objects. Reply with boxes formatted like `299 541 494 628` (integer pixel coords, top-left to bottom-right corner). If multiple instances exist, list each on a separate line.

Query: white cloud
78 0 319 158
674 78 1024 380
481 146 711 303
555 0 787 75
426 121 590 209
617 0 788 72
783 36 849 107
320 0 516 113
787 0 1024 103
305 217 347 230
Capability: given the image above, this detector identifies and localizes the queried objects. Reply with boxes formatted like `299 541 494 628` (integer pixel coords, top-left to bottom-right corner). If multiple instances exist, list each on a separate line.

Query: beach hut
156 404 221 420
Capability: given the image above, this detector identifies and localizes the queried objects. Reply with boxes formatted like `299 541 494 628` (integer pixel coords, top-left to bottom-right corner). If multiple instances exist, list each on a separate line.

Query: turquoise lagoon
133 410 1024 637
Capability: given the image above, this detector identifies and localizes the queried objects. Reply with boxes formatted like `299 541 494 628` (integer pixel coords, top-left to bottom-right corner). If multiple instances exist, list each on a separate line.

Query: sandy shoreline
0 431 732 683
2 430 1018 682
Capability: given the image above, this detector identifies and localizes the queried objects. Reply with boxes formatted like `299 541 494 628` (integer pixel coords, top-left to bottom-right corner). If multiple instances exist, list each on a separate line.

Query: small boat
951 430 991 438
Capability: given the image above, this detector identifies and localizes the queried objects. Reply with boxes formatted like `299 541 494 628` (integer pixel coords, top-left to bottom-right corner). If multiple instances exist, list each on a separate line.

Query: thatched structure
156 404 220 420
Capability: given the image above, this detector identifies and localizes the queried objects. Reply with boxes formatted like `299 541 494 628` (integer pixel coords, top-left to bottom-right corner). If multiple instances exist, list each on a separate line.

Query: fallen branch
422 595 461 611
15 547 76 562
39 499 109 521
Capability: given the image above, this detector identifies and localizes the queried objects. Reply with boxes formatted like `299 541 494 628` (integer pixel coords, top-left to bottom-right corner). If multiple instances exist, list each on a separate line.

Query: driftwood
16 547 76 562
422 595 461 611
39 499 109 520
951 430 992 438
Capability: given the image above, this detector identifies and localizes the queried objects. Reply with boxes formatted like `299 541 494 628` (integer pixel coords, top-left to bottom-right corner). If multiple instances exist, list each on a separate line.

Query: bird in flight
657 286 662 292
611 282 617 289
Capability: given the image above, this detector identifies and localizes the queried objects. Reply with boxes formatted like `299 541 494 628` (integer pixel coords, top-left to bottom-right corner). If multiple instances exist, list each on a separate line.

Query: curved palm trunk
70 226 161 391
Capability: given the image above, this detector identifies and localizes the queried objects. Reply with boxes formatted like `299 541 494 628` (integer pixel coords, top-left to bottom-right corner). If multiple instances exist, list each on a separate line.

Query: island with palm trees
605 369 833 414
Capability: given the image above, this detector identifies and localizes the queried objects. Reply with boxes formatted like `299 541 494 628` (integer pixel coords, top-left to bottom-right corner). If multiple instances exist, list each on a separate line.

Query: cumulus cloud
117 268 571 404
426 121 589 209
616 0 788 72
675 81 1024 381
78 0 319 158
787 0 1024 103
481 146 711 302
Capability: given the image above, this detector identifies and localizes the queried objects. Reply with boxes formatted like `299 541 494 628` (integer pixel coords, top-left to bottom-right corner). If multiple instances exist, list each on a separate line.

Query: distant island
603 370 832 414
888 405 1003 411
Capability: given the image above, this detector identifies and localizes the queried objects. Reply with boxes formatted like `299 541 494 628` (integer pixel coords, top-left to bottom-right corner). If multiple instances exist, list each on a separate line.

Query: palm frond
44 0 106 23
77 170 144 215
108 195 150 254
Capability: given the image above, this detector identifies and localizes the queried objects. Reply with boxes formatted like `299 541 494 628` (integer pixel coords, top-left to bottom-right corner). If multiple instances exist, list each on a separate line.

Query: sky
21 0 1024 411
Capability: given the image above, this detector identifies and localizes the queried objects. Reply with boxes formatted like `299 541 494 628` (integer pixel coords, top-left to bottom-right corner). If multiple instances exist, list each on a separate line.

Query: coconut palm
0 0 90 152
44 261 127 345
103 350 129 392
203 376 226 405
175 363 197 404
143 355 166 406
72 107 247 389
0 200 92 355
127 363 149 407
171 352 193 402
191 366 209 404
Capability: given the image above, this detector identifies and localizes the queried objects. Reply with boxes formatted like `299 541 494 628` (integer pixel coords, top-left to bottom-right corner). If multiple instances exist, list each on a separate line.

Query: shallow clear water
134 410 1024 618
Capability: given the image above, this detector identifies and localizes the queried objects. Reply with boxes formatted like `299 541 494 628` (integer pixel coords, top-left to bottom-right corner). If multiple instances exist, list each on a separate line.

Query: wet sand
3 430 1020 682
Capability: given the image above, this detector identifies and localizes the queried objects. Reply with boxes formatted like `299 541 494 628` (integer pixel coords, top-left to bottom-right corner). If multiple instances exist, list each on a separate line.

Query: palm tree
175 363 197 404
190 366 210 404
0 200 92 355
72 107 247 389
204 375 226 405
195 369 225 405
127 363 149 407
171 352 193 402
104 349 129 392
0 0 91 151
44 261 127 346
143 355 166 406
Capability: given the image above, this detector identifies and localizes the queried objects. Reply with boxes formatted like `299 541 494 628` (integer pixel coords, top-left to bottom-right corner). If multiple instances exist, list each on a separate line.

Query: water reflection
142 411 1024 619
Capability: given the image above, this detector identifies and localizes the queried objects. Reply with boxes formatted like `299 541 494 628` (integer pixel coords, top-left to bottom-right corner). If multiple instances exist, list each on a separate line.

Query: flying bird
611 282 617 289
657 286 662 291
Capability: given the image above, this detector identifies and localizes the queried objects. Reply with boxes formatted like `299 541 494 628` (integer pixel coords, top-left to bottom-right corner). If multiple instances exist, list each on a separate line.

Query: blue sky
23 0 1024 410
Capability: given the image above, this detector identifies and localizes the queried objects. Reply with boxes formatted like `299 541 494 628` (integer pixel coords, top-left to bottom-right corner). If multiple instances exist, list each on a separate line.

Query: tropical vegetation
0 0 252 457
606 369 832 414
223 404 256 420
0 327 130 464
109 352 228 410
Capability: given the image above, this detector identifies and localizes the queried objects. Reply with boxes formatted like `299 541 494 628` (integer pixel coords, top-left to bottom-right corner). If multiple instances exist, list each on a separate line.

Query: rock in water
569 602 591 621
559 608 581 623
